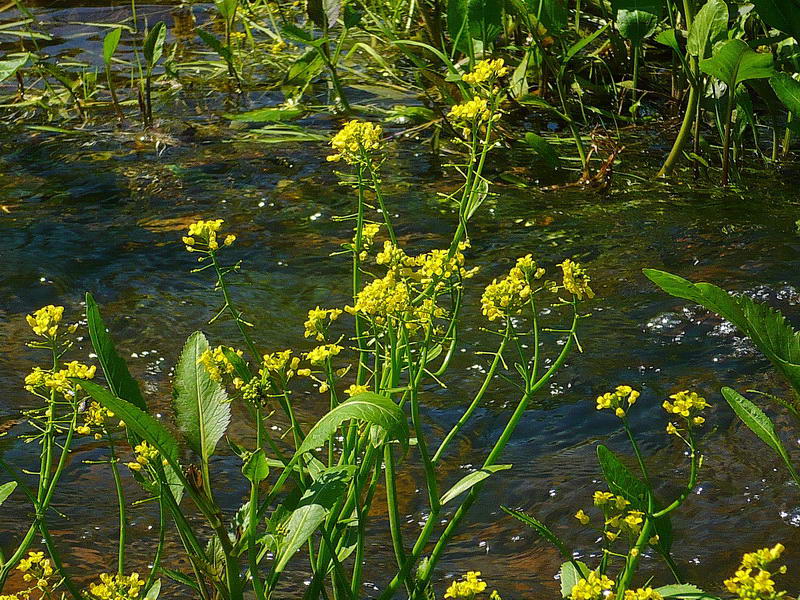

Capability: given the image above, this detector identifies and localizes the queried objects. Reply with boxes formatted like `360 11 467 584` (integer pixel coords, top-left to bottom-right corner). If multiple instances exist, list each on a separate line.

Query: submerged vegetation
2 0 800 598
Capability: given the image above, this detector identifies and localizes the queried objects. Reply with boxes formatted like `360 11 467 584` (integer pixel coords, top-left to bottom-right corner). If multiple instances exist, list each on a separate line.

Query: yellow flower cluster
77 401 114 436
444 571 487 599
304 307 343 341
86 572 145 600
126 441 159 472
261 349 296 373
724 544 787 600
406 244 477 285
327 120 383 164
347 271 411 324
559 259 594 300
596 385 640 419
481 255 544 321
182 219 235 252
663 390 709 435
26 362 97 398
589 490 645 541
26 305 67 338
449 96 491 124
345 384 370 397
5 551 57 599
199 346 242 383
462 58 509 86
305 344 343 366
355 223 382 260
623 588 664 600
570 571 615 600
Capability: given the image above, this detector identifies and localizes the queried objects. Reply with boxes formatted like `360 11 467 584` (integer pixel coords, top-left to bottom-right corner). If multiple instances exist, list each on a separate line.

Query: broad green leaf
223 106 305 123
143 22 166 67
654 29 680 55
0 53 31 83
751 0 800 40
722 388 800 482
687 0 727 59
197 29 232 63
524 132 560 169
656 583 719 599
284 50 325 87
295 392 408 457
597 444 648 507
699 39 774 88
617 9 659 44
643 269 800 393
770 72 800 115
307 0 341 29
447 0 503 50
103 28 122 65
273 466 355 574
173 332 230 462
242 449 269 483
559 561 589 598
0 481 16 506
440 465 511 505
86 293 146 412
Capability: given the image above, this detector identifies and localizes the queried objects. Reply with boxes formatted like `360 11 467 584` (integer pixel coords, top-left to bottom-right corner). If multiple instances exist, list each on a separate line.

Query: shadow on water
3 2 800 598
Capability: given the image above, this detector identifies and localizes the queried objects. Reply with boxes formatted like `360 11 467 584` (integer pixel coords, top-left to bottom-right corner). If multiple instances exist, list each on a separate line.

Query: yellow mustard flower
77 401 114 436
304 307 343 341
199 346 243 382
481 255 543 321
127 440 159 472
575 509 590 525
445 571 488 599
183 219 234 252
305 344 343 366
462 58 509 86
559 259 594 300
345 384 370 397
596 386 639 418
327 120 382 164
624 588 664 600
570 571 615 600
724 544 787 600
449 96 492 125
86 572 144 600
26 305 65 338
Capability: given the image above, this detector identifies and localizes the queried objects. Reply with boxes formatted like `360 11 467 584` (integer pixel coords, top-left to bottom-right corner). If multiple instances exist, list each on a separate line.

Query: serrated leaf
86 293 146 411
103 28 122 65
559 561 589 598
173 332 230 462
722 388 800 481
440 465 511 505
687 0 727 59
0 481 16 506
656 583 720 599
295 392 408 457
273 466 355 574
770 72 800 115
597 445 649 507
143 22 166 67
501 507 571 555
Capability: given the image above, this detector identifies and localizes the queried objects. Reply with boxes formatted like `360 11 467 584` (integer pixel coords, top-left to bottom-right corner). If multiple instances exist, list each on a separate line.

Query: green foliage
699 39 775 88
440 465 511 505
686 0 728 59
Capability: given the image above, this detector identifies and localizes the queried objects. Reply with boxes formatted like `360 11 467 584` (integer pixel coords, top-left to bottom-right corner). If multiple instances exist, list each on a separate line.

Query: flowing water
3 3 800 598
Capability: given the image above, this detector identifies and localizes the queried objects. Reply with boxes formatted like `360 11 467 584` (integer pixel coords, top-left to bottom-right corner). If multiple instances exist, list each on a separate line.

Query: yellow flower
621 510 644 534
624 587 664 600
79 401 114 435
481 255 543 321
662 390 709 422
184 219 232 253
449 96 492 124
575 509 590 525
86 572 144 600
345 384 370 397
559 259 594 300
445 571 488 599
593 491 614 506
666 422 678 435
570 571 615 600
199 346 243 382
261 349 294 373
26 305 65 338
596 386 639 418
724 544 787 600
304 307 343 341
305 344 343 366
327 120 383 164
462 58 509 85
44 361 97 395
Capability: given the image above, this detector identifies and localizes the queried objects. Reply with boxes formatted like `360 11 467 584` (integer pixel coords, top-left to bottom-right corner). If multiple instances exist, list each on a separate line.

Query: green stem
108 437 127 575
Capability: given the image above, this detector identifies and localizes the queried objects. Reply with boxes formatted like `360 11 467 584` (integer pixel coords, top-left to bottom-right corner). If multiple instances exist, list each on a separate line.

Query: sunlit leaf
440 465 511 505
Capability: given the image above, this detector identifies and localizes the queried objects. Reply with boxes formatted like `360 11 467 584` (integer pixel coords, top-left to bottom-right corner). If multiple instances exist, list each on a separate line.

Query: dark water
3 3 800 598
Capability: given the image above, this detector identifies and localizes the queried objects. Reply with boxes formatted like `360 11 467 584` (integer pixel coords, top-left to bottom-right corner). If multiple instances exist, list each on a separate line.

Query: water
3 3 800 598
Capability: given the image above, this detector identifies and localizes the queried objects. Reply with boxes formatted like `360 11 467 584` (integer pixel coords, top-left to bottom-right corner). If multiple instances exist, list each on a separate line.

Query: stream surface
3 2 800 598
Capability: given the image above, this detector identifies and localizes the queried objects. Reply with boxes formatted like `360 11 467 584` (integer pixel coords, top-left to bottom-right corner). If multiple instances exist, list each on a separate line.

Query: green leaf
273 466 355 574
770 72 800 115
242 449 269 483
197 28 232 63
0 481 17 506
447 0 503 50
103 28 122 65
655 583 720 599
617 9 659 44
643 269 800 393
564 23 610 63
223 106 305 123
295 392 408 457
751 0 800 40
220 346 252 384
501 507 571 557
527 0 568 33
0 53 31 83
655 29 680 55
308 0 341 29
597 445 648 507
524 132 560 169
86 293 146 412
440 465 511 505
214 0 238 20
144 580 161 600
559 561 589 598
687 0 727 59
173 332 230 463
722 388 800 481
143 22 167 67
699 39 775 88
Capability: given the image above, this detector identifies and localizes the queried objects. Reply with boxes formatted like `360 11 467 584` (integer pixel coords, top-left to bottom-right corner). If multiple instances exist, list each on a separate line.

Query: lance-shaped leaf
86 292 146 411
307 0 341 29
173 332 230 463
273 465 355 574
687 0 727 59
655 583 719 599
295 392 408 457
143 21 166 67
440 465 511 505
0 481 16 506
770 72 800 115
103 28 122 65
